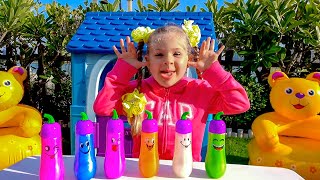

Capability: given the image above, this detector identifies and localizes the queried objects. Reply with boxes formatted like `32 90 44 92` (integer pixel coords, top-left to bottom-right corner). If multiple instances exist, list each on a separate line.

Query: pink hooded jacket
94 58 250 161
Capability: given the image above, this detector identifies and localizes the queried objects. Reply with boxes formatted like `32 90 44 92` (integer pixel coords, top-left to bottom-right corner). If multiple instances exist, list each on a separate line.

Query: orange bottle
139 110 159 177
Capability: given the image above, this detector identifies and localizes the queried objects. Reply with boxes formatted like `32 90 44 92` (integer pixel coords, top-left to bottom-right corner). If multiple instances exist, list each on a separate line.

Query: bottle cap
209 112 226 134
107 109 124 133
142 110 158 133
176 112 192 134
41 113 62 138
76 112 95 135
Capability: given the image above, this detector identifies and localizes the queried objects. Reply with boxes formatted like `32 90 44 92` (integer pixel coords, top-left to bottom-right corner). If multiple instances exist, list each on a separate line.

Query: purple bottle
104 109 126 178
40 113 64 180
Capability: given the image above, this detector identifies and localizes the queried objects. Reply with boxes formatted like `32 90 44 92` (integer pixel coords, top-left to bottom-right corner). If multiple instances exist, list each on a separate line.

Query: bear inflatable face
0 66 26 110
268 71 320 120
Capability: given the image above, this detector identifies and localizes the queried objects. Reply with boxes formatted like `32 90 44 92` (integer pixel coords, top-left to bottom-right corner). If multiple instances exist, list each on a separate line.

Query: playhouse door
94 59 133 157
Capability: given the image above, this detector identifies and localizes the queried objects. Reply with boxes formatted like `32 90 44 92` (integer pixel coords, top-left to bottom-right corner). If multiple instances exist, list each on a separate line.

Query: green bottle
205 111 226 178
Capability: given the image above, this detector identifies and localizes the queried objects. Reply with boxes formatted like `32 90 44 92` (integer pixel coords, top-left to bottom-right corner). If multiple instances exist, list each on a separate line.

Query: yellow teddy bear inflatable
0 66 42 170
248 71 320 179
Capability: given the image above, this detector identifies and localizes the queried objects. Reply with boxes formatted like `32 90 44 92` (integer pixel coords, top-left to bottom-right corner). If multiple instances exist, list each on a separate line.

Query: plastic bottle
139 110 159 178
205 111 226 179
39 113 64 180
104 109 125 179
74 112 97 180
172 111 193 177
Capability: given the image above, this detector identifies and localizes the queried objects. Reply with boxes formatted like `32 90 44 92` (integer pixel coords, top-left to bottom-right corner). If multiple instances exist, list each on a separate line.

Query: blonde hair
146 25 193 55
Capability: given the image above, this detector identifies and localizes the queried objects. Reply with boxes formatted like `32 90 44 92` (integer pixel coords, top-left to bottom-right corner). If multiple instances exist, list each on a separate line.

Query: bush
224 73 271 131
29 70 72 154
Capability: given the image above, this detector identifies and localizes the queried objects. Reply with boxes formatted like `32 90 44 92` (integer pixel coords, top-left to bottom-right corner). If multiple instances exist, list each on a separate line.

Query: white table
0 156 304 180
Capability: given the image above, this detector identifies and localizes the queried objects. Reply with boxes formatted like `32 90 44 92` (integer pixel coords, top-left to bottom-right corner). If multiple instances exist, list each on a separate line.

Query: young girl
93 25 250 161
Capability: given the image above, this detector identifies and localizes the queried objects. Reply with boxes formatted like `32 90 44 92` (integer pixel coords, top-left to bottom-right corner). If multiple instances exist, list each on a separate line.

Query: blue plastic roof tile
90 30 105 36
83 41 99 49
99 25 113 30
119 16 131 20
110 20 123 25
79 36 92 42
133 16 145 20
122 12 136 16
146 16 160 20
67 12 215 54
76 29 90 35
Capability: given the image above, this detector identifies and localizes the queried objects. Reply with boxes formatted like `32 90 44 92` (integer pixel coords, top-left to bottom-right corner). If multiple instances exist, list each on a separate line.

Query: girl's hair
146 24 193 55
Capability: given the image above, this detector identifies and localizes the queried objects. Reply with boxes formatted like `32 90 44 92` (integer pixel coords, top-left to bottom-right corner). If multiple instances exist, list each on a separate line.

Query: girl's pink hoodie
94 59 250 161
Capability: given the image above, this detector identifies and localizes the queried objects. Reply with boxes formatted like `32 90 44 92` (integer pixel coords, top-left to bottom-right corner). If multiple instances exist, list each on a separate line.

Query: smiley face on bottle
79 135 91 154
145 138 155 151
212 135 225 151
111 137 120 152
43 141 59 159
179 134 191 149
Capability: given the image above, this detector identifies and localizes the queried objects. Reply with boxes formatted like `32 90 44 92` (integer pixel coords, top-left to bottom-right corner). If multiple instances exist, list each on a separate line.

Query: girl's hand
113 36 148 69
188 37 225 72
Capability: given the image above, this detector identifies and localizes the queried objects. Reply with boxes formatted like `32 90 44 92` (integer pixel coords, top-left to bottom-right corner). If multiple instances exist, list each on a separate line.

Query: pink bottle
39 113 64 180
104 109 126 178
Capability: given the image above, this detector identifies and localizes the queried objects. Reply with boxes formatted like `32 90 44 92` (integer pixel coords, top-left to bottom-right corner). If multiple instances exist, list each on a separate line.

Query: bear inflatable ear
268 71 289 87
306 72 320 84
8 66 27 84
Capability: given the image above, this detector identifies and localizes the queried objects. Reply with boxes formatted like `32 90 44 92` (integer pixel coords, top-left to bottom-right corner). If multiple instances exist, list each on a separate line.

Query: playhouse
66 12 216 158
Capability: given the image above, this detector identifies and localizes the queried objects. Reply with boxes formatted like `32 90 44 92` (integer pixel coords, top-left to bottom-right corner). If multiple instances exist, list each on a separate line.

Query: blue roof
67 12 215 54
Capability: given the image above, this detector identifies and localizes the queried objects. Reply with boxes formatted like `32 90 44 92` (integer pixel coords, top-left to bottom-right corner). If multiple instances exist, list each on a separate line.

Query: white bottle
172 112 193 177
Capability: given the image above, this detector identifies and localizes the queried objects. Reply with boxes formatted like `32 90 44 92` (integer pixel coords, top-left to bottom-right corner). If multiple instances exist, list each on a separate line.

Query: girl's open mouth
160 71 175 79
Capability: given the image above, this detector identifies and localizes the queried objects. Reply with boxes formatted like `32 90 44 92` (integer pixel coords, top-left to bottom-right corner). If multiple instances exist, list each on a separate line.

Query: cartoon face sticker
43 143 59 159
109 133 121 152
79 135 91 154
212 134 225 151
179 134 191 149
145 138 155 151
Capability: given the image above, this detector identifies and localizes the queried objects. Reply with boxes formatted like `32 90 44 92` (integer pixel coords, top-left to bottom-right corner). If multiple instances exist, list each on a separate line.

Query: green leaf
316 26 320 42
266 56 279 63
265 45 282 55
262 60 272 68
39 75 50 79
237 51 252 56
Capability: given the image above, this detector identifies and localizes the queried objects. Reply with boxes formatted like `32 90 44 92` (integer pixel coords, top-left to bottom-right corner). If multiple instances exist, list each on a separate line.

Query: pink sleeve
202 61 250 115
93 59 137 116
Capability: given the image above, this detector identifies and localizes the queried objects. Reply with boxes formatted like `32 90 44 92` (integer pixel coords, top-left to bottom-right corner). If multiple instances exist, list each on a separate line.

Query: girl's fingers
113 45 121 57
120 39 126 53
129 42 136 54
187 61 198 68
126 36 131 49
126 36 131 44
216 45 225 56
199 40 206 55
205 37 211 50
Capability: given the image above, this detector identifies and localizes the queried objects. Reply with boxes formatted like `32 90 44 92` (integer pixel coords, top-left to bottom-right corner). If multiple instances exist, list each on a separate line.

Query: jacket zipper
161 88 170 155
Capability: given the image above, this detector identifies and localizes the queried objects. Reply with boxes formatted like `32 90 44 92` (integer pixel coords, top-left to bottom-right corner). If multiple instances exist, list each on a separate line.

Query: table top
0 156 304 180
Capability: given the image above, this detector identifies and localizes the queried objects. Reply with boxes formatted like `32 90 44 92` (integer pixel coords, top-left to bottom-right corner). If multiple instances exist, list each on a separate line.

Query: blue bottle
74 112 96 180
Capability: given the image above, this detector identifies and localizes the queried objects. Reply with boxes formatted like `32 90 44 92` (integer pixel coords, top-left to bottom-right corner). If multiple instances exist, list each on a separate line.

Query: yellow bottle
139 110 159 177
